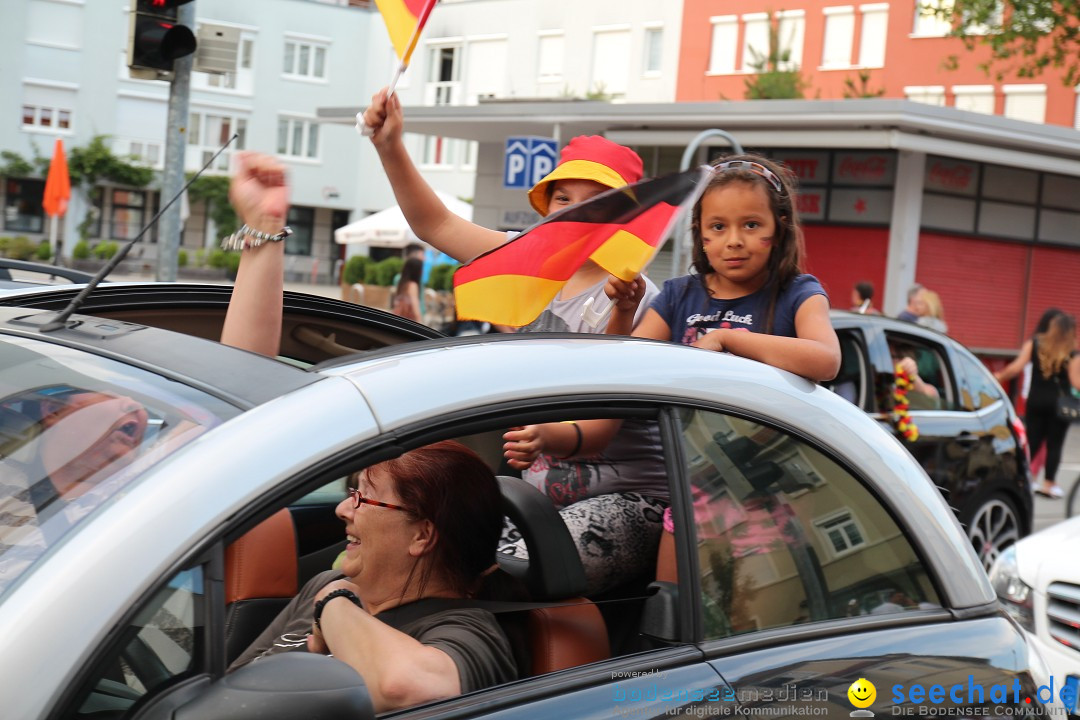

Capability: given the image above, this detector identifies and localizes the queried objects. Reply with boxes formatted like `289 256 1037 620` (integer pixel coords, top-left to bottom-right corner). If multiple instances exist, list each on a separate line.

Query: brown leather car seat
496 477 609 675
224 509 299 663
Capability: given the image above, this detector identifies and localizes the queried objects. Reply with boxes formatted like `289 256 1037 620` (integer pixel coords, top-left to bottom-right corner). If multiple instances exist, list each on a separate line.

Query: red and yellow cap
527 135 644 216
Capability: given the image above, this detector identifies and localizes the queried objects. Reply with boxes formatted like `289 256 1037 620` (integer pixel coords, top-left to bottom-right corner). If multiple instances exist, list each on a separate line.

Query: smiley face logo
848 678 876 709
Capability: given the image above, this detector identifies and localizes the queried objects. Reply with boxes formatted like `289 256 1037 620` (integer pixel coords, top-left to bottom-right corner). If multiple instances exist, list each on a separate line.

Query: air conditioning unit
193 24 239 75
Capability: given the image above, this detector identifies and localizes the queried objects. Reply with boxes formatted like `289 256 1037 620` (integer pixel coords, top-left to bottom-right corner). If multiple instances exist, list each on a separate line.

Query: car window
675 408 940 640
955 353 1003 411
0 336 238 599
822 331 866 407
71 566 206 718
884 332 953 411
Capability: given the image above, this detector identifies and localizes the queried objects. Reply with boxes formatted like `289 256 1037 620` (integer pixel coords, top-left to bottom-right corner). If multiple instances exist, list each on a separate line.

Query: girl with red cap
364 89 669 595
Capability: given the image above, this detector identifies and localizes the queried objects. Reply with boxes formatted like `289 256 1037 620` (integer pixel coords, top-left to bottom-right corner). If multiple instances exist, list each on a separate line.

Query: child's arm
363 88 505 263
605 276 668 338
694 295 840 381
503 419 624 469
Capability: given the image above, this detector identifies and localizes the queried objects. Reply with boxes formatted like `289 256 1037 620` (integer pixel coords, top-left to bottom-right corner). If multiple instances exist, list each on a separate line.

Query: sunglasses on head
714 160 784 194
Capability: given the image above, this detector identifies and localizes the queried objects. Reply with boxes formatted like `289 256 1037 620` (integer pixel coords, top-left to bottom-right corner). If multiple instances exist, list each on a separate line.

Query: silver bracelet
220 223 292 251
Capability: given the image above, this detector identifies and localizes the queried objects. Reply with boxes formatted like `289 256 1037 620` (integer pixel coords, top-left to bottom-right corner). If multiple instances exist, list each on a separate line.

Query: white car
990 516 1080 709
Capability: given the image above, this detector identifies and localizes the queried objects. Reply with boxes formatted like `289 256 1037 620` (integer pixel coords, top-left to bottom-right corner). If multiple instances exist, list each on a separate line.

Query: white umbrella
334 190 472 248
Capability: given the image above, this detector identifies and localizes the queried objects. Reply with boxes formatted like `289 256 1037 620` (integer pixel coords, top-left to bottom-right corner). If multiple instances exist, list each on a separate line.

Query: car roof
0 305 318 410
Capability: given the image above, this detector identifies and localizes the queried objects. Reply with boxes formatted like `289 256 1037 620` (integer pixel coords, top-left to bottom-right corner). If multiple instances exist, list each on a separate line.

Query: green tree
944 0 1080 85
67 136 155 245
743 18 809 100
842 70 886 98
187 174 238 238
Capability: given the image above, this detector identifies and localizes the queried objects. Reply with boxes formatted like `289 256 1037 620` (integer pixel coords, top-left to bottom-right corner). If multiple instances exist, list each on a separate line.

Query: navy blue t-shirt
651 273 827 345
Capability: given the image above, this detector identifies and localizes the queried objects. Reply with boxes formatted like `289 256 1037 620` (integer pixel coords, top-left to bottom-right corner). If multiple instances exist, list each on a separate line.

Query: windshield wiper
39 134 238 333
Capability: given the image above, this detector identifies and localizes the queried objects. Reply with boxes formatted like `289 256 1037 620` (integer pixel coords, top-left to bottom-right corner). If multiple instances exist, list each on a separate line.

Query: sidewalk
1032 423 1080 532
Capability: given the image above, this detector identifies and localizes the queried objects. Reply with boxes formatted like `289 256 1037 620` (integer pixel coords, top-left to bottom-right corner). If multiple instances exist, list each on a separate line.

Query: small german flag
374 0 438 64
454 167 709 327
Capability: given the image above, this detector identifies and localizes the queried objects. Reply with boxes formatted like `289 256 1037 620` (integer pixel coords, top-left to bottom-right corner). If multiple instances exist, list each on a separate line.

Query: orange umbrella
43 138 71 217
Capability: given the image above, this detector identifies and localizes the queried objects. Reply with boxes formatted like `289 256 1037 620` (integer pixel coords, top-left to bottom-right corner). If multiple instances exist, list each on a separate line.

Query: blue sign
503 136 558 189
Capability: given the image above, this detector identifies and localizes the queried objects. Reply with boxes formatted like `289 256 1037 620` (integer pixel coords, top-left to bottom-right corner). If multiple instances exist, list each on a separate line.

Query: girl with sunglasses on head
604 154 840 381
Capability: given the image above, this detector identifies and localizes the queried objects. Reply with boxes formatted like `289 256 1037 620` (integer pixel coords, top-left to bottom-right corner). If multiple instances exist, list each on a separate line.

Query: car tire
962 493 1022 573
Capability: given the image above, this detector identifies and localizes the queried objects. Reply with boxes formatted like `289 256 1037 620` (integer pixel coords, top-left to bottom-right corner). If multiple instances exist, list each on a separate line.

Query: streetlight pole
156 1 195 282
670 129 744 278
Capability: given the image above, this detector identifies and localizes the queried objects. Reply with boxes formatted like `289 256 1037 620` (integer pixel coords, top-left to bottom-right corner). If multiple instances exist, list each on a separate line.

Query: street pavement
119 274 1080 535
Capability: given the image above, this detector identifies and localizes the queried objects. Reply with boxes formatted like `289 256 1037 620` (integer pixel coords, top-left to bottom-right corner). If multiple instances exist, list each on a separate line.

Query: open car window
0 336 238 599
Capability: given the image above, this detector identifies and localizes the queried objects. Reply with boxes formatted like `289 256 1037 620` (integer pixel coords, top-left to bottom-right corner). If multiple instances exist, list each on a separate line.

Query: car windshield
0 335 238 599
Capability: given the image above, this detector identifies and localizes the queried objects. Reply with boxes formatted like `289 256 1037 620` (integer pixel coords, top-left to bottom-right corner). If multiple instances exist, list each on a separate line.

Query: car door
670 405 1039 716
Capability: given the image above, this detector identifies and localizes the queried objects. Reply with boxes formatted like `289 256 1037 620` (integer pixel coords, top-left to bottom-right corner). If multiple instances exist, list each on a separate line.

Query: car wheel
963 494 1021 572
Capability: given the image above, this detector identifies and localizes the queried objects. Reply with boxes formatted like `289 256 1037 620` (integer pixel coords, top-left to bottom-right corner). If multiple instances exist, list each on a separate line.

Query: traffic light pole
157 1 194 282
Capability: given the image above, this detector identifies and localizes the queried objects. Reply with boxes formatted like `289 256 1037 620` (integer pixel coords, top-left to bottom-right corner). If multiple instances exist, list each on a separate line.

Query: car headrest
496 476 587 600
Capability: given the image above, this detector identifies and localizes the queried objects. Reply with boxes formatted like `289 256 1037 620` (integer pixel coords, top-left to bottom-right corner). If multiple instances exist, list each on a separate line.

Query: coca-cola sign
832 152 896 186
925 158 978 196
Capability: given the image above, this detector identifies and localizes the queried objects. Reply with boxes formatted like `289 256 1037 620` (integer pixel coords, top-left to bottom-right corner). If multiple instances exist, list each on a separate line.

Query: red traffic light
128 0 196 73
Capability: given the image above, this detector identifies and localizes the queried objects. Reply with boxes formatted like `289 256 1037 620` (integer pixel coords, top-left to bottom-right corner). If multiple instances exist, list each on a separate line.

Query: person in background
915 288 948 334
850 281 881 315
995 311 1080 498
391 256 424 323
896 284 925 323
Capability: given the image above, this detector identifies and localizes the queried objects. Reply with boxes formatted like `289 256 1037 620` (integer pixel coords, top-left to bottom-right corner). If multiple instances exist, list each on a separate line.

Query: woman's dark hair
1037 312 1077 379
855 281 874 302
1034 307 1064 335
689 153 804 334
395 256 424 297
372 440 504 598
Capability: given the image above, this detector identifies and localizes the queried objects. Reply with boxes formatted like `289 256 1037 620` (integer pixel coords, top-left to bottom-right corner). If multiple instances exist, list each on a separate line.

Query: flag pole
359 0 438 135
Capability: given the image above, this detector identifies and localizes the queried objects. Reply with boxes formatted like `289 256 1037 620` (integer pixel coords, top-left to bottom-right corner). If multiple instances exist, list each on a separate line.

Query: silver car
0 286 1055 719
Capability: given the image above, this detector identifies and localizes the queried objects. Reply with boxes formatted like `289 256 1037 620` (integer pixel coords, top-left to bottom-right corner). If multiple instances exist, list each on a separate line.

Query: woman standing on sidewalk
996 311 1080 498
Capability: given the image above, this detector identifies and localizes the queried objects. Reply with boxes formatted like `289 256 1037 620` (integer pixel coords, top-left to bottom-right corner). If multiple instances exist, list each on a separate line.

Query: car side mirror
172 654 374 720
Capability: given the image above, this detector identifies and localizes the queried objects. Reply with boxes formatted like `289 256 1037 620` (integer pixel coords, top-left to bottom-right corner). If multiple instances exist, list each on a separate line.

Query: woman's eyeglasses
347 487 407 512
714 160 784 194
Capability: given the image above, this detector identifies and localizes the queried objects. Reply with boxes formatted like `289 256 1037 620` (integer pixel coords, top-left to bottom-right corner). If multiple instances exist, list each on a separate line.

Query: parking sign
503 136 558 189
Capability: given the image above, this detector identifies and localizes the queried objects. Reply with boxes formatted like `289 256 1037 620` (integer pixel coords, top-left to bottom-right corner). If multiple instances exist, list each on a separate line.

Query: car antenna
38 134 239 333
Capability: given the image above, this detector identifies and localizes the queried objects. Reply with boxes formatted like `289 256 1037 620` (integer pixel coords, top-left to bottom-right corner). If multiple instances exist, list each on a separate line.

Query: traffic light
128 0 197 76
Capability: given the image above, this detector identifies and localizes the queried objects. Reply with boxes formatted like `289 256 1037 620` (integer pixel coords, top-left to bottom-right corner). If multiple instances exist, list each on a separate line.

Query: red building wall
677 0 1077 128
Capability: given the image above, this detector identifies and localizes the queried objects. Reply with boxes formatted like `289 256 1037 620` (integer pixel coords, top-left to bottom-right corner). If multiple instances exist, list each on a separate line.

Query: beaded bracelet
220 223 293 251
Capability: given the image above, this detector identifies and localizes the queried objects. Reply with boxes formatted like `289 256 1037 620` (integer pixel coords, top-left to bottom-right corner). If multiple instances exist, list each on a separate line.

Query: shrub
93 241 119 260
7 236 35 260
373 257 404 287
207 248 227 269
426 262 460 292
35 242 52 261
72 240 91 260
342 255 371 285
194 248 206 268
224 251 241 277
0 237 10 257
177 249 188 268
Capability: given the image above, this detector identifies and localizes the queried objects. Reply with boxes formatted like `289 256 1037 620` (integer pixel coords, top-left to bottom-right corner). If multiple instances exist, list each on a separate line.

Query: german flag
374 0 438 64
454 167 710 327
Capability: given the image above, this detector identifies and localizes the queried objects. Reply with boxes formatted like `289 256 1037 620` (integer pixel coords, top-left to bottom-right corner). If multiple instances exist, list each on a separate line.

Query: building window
110 189 159 242
1003 84 1047 124
285 206 314 256
465 39 507 103
741 13 771 72
858 4 889 68
189 112 248 170
537 32 564 83
904 85 946 105
3 179 45 233
912 0 953 36
815 511 867 558
776 11 805 71
422 136 455 166
277 117 319 160
283 39 328 80
426 44 460 105
129 140 162 168
590 29 631 99
953 85 995 114
708 16 738 74
821 6 855 68
643 26 663 75
22 104 72 130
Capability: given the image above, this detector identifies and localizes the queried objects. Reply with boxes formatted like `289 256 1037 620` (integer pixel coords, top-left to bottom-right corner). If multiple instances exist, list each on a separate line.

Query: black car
825 311 1033 570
